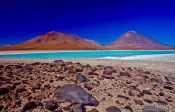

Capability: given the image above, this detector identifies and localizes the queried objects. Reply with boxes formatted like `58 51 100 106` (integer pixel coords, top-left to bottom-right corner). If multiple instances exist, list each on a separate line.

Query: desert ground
0 54 175 112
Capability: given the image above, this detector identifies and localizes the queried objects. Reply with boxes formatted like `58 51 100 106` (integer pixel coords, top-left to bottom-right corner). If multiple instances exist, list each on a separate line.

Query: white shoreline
100 53 175 62
0 50 175 55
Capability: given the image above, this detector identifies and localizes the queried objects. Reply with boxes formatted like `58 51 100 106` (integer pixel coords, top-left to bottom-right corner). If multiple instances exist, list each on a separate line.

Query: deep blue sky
0 0 175 45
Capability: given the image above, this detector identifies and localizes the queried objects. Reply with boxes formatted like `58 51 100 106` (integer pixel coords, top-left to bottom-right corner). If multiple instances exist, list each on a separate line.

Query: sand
0 53 175 73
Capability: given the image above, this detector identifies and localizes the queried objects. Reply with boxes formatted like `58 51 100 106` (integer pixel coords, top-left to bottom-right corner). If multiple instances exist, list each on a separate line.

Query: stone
165 76 175 84
0 87 9 95
117 95 129 100
159 92 164 96
124 105 133 112
120 72 130 77
142 90 152 95
84 82 99 90
16 88 27 93
45 101 58 111
70 104 86 112
0 105 4 111
32 83 41 91
21 101 37 112
76 74 86 82
54 60 64 64
164 85 174 90
87 108 99 112
144 99 153 104
134 99 144 105
55 84 98 106
56 75 65 80
106 106 121 112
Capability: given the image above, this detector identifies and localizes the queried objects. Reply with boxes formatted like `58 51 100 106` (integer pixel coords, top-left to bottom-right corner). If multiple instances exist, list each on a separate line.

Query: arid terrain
0 57 175 112
0 31 174 50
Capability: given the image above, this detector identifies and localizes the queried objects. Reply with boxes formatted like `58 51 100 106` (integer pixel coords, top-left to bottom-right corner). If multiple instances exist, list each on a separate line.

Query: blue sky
0 0 175 45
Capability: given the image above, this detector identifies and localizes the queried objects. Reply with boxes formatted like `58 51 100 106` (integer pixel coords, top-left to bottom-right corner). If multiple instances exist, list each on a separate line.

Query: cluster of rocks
0 60 175 111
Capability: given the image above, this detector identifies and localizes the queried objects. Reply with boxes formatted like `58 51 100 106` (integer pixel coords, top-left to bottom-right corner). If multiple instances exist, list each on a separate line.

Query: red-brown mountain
0 31 102 50
0 31 174 50
106 31 174 49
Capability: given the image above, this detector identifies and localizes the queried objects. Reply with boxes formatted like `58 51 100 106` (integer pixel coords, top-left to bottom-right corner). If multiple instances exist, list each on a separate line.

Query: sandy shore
0 53 175 73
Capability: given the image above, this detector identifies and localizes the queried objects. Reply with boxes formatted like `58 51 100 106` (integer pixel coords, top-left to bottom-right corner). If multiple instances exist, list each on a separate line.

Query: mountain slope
106 31 173 49
0 31 102 50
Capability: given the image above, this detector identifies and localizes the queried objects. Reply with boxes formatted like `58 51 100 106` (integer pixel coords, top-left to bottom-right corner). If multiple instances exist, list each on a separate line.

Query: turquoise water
0 50 175 59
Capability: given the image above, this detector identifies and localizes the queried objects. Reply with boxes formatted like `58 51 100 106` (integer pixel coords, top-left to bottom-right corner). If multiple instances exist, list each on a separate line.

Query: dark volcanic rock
142 90 152 95
159 92 164 96
87 108 99 112
120 72 130 77
70 104 86 112
117 95 129 100
164 85 174 90
76 74 86 82
45 101 58 111
16 88 27 93
165 76 175 84
32 83 41 91
84 82 100 90
0 87 9 95
55 84 98 106
106 106 121 112
0 105 4 111
134 99 144 105
21 101 37 112
124 105 133 112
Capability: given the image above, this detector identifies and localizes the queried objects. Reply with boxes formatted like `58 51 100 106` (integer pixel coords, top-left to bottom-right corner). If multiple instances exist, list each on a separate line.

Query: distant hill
0 31 174 50
0 31 102 50
106 31 174 50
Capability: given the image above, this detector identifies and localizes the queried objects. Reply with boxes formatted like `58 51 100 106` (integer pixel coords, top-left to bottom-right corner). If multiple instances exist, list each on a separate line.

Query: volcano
0 31 102 50
106 31 174 50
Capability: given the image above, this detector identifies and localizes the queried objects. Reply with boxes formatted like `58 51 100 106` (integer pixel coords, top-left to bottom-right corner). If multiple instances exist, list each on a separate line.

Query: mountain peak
127 30 137 33
107 31 172 49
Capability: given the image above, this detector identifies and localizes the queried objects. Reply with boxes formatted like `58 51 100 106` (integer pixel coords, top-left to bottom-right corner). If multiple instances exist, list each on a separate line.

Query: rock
31 62 41 66
16 88 27 93
142 90 152 95
15 100 22 106
56 75 65 80
76 68 84 72
164 85 174 90
84 82 99 90
165 76 175 84
76 74 86 82
70 104 86 112
0 87 9 95
0 105 4 111
120 72 130 77
32 83 41 91
138 90 152 97
142 105 167 112
144 71 150 74
159 92 164 96
87 108 99 112
124 105 133 112
155 100 168 105
144 99 153 104
21 101 37 112
117 95 129 100
55 84 98 106
106 106 121 112
54 60 64 64
45 101 58 111
134 99 144 105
